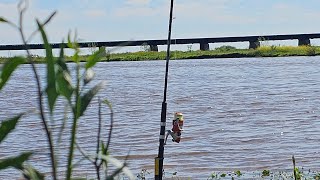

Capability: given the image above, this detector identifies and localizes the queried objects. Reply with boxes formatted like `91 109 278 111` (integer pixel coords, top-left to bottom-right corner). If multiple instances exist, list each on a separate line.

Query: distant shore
1 45 320 63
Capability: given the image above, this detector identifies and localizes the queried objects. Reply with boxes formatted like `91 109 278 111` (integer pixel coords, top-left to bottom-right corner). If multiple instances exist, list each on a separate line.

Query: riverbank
1 45 320 63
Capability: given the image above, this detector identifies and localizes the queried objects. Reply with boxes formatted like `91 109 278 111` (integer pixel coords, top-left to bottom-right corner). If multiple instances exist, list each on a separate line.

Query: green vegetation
203 157 319 179
0 1 133 179
101 45 320 61
255 45 318 57
205 168 320 180
1 1 320 180
2 45 320 63
262 169 270 177
235 170 242 177
214 45 237 51
105 45 320 61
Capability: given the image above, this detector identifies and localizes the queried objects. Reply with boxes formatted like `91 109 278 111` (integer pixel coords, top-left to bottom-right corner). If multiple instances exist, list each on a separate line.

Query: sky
1 0 320 55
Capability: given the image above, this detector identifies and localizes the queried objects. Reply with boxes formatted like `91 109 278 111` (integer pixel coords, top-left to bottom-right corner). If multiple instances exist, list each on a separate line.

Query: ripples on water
1 57 320 179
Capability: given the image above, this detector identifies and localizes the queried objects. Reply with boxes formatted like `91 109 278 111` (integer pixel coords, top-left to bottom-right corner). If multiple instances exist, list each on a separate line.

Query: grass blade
56 69 73 100
56 44 73 100
85 47 106 69
77 82 104 118
0 57 26 90
42 11 57 27
0 152 32 170
0 17 8 23
22 165 44 180
36 20 58 114
0 113 23 143
26 12 57 43
67 32 80 63
57 45 69 73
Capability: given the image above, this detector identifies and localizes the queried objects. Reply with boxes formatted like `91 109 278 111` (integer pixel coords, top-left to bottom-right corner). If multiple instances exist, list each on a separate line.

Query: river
1 56 320 179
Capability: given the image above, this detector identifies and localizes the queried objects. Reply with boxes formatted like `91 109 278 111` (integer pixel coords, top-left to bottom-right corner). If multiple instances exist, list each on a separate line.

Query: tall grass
256 45 320 57
0 0 134 179
2 45 319 63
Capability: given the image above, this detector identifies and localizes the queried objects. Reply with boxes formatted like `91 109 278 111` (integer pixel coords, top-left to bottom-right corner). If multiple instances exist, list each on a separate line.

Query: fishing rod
155 0 174 179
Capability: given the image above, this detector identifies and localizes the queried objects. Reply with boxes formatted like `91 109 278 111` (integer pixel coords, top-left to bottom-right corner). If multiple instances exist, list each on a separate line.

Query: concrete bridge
1 33 320 51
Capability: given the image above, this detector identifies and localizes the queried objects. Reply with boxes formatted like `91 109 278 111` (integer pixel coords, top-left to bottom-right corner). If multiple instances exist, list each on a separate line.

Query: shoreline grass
1 45 320 63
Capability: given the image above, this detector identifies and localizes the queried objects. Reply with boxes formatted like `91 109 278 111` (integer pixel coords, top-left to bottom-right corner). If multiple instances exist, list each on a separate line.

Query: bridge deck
1 33 320 50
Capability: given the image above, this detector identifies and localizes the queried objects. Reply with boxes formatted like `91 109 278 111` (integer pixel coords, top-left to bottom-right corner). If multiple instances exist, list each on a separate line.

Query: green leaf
56 69 73 100
22 165 44 180
0 17 8 23
85 47 106 69
67 32 73 49
100 140 106 154
0 57 26 90
0 152 32 170
45 86 59 114
0 114 23 143
67 31 79 49
42 11 57 27
235 170 242 177
56 44 73 99
102 99 113 109
0 17 16 28
57 45 69 73
67 32 80 63
77 82 104 118
36 20 58 114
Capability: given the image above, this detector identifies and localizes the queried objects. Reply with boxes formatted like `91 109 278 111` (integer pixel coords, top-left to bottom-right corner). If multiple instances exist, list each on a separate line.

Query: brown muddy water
1 57 320 179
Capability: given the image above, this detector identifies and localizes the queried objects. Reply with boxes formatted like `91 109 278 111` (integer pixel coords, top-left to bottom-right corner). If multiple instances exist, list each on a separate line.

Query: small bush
215 45 237 52
262 169 270 177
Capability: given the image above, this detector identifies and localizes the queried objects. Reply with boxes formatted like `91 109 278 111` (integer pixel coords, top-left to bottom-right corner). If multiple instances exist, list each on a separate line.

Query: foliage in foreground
0 0 134 179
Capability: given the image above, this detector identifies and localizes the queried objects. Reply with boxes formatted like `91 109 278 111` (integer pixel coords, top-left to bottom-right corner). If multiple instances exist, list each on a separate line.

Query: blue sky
1 0 320 54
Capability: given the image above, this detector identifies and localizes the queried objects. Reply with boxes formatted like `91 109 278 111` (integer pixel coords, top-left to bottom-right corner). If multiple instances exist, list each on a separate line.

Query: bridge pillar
150 45 158 52
200 43 210 51
298 38 311 46
249 40 260 49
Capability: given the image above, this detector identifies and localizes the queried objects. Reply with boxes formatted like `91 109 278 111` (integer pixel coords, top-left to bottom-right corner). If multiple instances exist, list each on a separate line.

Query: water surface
1 56 320 179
